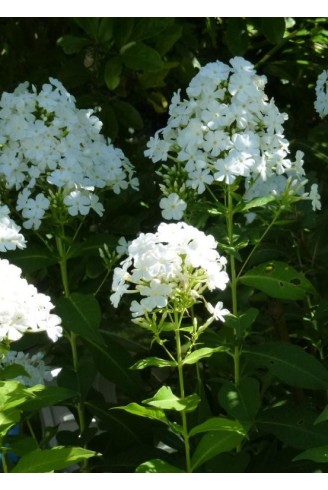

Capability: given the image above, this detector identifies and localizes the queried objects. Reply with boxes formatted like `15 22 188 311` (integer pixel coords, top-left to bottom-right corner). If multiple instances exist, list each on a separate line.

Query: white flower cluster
315 69 328 118
0 203 26 251
145 57 320 218
0 350 53 386
0 258 62 343
0 78 139 229
110 222 229 321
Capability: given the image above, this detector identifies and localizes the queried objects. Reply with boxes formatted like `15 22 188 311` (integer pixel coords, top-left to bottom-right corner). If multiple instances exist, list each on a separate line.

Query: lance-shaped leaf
315 405 328 425
239 261 315 300
218 377 261 423
183 347 226 365
11 446 98 473
191 431 245 471
293 446 328 464
244 342 328 390
130 357 177 370
55 293 103 344
189 417 246 437
136 459 184 473
143 386 200 412
113 402 170 425
256 404 328 449
0 410 20 437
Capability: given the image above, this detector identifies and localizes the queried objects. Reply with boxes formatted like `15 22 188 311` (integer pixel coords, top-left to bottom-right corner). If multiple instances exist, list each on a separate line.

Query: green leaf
74 18 99 39
191 431 244 471
133 18 174 41
121 42 163 72
5 436 39 457
112 100 143 130
88 336 142 398
153 24 183 55
241 195 276 212
57 35 89 54
0 409 20 437
86 401 149 448
256 404 328 449
293 446 328 463
315 405 328 425
225 308 259 338
104 57 122 90
218 377 261 422
239 261 315 300
114 402 169 425
143 386 200 412
0 364 29 380
11 446 98 473
130 357 177 370
5 246 58 273
261 18 286 44
224 18 249 56
20 385 77 412
0 381 31 411
136 459 184 473
97 18 113 43
244 342 328 390
189 417 246 437
55 293 103 344
183 347 226 365
113 18 135 47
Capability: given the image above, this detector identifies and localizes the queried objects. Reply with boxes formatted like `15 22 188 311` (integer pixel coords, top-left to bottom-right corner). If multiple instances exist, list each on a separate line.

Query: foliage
1 17 328 473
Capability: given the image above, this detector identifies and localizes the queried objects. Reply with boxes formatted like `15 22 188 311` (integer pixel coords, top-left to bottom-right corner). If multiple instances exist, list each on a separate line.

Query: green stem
226 187 240 386
175 322 191 473
55 233 86 441
1 451 8 473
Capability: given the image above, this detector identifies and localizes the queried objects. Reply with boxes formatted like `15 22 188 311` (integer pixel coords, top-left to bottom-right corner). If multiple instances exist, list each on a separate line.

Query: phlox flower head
0 258 62 343
0 78 139 229
145 56 319 219
0 350 54 387
110 222 229 321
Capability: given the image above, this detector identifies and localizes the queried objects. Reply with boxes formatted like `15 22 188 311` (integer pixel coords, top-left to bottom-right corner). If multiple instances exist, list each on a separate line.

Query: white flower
0 258 63 343
159 193 187 220
206 301 230 322
0 351 54 387
145 56 312 214
314 70 328 118
21 193 50 229
0 78 138 228
116 236 130 256
309 183 321 211
111 222 229 319
0 204 26 251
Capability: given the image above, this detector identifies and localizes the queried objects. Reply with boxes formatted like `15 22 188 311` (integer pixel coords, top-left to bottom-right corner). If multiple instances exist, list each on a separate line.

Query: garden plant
1 17 328 473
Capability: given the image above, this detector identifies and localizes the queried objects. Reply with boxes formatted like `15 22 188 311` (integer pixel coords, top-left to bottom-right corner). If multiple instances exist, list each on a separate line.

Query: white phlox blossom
315 70 328 118
0 78 139 229
0 258 62 342
0 203 26 251
110 222 229 321
145 57 320 218
0 350 53 386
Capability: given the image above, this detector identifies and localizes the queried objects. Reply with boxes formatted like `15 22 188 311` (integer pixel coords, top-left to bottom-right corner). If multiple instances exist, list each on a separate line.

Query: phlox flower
145 56 319 220
0 78 139 229
160 193 187 220
110 222 229 321
0 204 26 251
0 258 62 343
